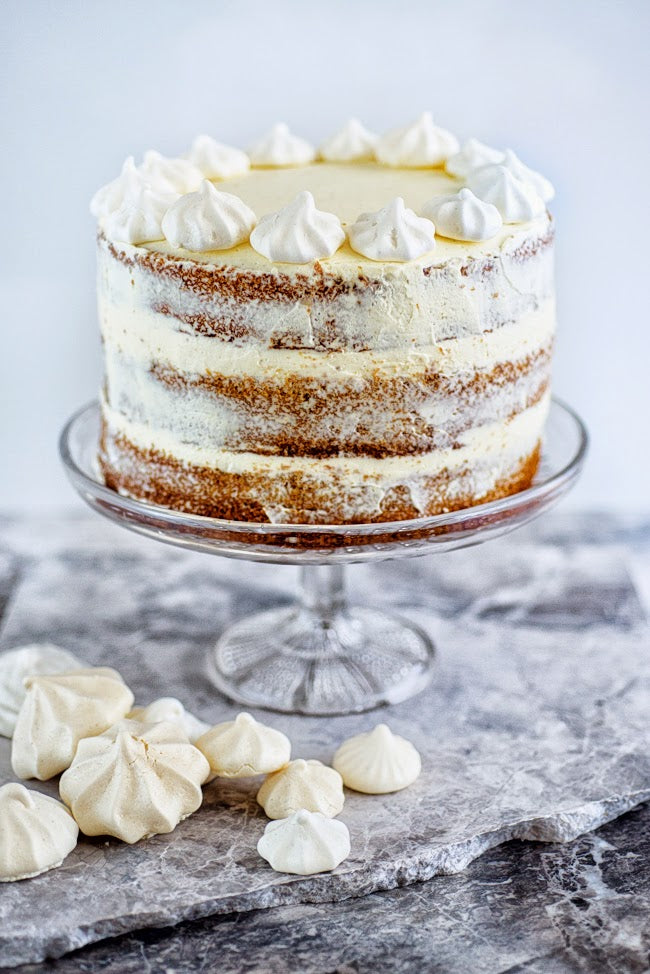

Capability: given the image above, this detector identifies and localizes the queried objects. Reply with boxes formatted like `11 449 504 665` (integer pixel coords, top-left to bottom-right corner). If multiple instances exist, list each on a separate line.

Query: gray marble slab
0 513 648 967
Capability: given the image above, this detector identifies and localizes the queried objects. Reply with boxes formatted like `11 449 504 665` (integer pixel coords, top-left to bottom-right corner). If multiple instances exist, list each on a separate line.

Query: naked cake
91 115 555 524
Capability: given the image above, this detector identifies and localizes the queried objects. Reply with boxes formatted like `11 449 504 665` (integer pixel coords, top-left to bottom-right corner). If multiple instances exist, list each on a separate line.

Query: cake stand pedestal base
209 566 434 715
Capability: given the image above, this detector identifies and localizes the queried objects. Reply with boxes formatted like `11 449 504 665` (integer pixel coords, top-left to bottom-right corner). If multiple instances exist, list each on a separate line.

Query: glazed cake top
91 115 554 276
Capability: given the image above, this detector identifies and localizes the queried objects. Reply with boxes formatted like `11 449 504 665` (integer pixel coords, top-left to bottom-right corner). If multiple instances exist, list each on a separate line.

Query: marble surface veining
0 512 648 969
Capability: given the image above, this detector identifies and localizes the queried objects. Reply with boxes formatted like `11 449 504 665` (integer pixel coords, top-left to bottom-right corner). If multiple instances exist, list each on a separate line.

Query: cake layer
100 394 549 523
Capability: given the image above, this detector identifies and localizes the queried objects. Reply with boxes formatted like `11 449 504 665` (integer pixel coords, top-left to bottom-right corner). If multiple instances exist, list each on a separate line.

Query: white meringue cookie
250 191 344 263
375 112 459 167
195 712 290 778
421 188 503 242
319 118 378 162
467 164 546 223
103 180 178 244
90 156 144 219
128 697 210 743
257 810 350 875
257 759 345 820
59 720 210 844
0 783 78 882
348 197 435 262
249 123 315 167
444 137 504 179
185 134 250 180
333 723 421 794
161 181 256 252
140 149 204 194
11 667 135 781
501 148 555 202
0 643 83 738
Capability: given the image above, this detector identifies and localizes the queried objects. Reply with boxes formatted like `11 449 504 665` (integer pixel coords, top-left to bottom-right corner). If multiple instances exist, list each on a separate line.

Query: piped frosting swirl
103 180 178 244
375 112 459 167
162 181 256 252
421 188 503 241
249 123 315 167
250 191 345 263
348 197 436 261
467 164 546 223
445 138 504 178
501 148 555 202
319 118 378 162
140 150 203 194
185 134 250 180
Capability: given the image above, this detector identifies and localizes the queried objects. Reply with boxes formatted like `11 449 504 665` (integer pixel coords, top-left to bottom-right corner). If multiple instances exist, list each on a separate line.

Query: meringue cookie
185 134 250 180
421 188 503 242
257 759 345 820
375 112 459 167
0 783 78 882
250 191 344 263
348 197 435 262
445 137 504 179
90 156 144 219
333 723 421 794
162 181 256 252
140 149 204 194
128 697 210 743
195 712 290 778
103 181 178 244
11 667 135 781
249 123 315 167
257 810 350 875
501 148 555 202
59 720 210 843
319 118 378 162
467 164 546 223
0 643 83 738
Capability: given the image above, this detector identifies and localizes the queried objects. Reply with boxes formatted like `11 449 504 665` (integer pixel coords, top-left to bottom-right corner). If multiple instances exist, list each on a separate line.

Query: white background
1 0 648 512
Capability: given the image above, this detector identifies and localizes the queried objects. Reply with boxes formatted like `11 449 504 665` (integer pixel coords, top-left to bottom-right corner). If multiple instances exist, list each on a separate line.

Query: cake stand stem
209 562 435 716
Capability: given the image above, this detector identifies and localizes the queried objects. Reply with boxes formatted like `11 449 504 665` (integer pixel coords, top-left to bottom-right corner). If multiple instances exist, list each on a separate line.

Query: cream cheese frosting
11 667 135 781
375 112 459 167
59 719 210 843
332 724 422 794
249 123 315 168
319 118 378 162
0 783 78 882
185 134 250 180
421 188 503 242
467 164 546 223
161 181 256 252
196 712 291 777
348 197 435 261
0 643 83 738
257 809 351 875
257 759 345 819
250 190 344 263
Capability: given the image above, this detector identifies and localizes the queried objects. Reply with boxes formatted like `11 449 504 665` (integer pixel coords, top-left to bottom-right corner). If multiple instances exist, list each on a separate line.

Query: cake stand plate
60 398 587 715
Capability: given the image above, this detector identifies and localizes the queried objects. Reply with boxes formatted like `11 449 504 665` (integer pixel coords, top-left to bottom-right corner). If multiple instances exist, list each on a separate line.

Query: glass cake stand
59 399 587 716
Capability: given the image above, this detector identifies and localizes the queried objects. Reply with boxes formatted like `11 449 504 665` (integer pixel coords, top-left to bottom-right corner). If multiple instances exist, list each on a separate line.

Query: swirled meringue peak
467 163 545 223
128 696 210 743
140 149 203 194
0 643 84 738
103 180 178 245
257 759 345 820
375 112 459 167
249 123 315 167
250 191 344 263
185 134 250 180
0 783 78 882
501 148 555 202
59 720 210 844
196 712 291 778
319 118 378 162
333 723 421 794
162 181 256 252
348 197 435 262
257 810 351 875
421 188 503 242
90 156 144 218
445 137 504 179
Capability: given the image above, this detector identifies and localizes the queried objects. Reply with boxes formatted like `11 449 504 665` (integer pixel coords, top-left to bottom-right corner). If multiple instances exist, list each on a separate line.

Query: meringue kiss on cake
92 117 555 524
